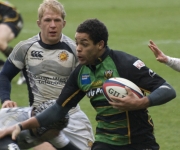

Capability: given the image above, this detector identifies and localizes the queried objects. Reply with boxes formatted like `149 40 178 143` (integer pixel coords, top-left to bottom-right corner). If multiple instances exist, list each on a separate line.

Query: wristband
18 124 23 131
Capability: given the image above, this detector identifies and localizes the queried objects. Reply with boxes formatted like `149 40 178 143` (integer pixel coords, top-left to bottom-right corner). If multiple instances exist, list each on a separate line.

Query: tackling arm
11 102 70 140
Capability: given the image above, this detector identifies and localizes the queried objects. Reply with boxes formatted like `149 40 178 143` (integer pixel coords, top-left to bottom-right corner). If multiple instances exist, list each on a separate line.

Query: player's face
75 32 105 65
37 8 66 45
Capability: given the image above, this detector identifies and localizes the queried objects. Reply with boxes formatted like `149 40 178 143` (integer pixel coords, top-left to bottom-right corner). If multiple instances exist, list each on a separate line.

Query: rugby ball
102 77 143 102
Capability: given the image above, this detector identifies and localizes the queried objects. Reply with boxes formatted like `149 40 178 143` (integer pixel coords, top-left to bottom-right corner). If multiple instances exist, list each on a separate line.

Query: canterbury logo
31 51 43 57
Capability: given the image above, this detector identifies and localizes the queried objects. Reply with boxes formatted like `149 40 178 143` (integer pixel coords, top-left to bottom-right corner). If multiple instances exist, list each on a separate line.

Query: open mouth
49 32 56 36
78 56 84 61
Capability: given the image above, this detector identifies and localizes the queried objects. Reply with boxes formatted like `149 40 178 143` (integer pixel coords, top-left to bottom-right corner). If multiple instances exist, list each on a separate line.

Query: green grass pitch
1 0 180 149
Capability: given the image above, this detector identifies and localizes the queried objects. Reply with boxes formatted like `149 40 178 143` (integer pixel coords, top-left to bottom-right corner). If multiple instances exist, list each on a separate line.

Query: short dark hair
76 19 108 47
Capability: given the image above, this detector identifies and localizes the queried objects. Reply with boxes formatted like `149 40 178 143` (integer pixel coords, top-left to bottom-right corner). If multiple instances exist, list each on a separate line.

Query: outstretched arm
148 40 180 72
0 102 70 140
0 117 39 140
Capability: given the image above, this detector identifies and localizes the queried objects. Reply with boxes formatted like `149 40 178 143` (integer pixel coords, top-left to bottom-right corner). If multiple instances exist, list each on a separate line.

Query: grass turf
1 0 180 149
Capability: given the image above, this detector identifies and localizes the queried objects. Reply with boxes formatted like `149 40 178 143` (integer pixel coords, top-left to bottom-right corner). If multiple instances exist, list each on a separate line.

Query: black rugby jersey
56 46 165 146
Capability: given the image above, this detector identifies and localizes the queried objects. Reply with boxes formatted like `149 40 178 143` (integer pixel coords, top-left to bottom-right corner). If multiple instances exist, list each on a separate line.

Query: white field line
21 29 39 34
21 29 180 45
142 40 180 45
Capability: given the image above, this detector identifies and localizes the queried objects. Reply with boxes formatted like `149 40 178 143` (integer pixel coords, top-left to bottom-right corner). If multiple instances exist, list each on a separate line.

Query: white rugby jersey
9 33 78 107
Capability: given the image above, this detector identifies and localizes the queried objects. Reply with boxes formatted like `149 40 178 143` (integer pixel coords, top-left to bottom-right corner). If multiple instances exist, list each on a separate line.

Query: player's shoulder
110 49 138 63
21 34 39 44
61 34 76 46
0 0 14 8
61 34 77 57
14 34 39 50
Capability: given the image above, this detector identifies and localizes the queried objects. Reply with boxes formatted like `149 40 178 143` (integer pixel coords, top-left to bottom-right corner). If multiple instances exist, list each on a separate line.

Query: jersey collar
87 46 110 70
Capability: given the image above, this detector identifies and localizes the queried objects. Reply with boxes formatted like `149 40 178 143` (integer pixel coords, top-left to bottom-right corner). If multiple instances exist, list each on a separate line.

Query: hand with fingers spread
148 40 168 63
148 40 180 72
109 86 150 111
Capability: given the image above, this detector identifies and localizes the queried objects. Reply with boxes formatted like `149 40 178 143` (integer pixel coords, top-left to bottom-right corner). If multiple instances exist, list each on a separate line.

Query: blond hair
38 0 66 20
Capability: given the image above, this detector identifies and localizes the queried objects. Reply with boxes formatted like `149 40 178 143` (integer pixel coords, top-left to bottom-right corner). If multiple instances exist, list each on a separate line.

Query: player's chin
78 59 87 65
48 37 60 43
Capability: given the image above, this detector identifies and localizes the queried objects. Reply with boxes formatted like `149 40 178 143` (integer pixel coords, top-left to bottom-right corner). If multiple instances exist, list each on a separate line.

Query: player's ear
37 20 41 27
98 40 104 49
63 20 66 28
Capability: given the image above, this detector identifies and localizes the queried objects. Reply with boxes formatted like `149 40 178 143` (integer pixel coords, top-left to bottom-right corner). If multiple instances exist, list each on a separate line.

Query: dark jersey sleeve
56 65 86 107
111 50 165 92
0 60 20 103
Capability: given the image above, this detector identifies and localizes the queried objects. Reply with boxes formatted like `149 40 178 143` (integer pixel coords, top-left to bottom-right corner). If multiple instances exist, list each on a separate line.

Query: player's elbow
170 86 176 100
159 83 176 103
148 82 176 106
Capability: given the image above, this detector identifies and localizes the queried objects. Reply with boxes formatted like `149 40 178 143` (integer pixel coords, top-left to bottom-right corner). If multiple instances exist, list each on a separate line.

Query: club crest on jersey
58 51 69 62
133 60 145 70
104 70 113 79
81 74 91 84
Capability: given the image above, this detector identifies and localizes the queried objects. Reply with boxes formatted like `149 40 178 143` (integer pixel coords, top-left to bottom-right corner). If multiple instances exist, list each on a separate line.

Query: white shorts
48 104 94 150
0 105 94 150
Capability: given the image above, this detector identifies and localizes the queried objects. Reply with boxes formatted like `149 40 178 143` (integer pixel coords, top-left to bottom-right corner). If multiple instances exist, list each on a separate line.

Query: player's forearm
0 60 20 103
0 74 11 103
147 82 176 106
137 96 150 109
36 102 70 127
19 101 70 131
11 117 40 140
21 117 40 130
166 56 180 72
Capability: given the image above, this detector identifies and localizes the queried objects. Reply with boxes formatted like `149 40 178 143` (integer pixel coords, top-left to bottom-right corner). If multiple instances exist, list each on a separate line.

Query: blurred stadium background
1 0 180 149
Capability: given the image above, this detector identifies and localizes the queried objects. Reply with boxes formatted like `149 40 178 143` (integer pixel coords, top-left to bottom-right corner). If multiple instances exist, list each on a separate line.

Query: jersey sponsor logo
104 70 113 79
91 80 103 87
33 75 68 85
86 87 103 98
8 143 20 150
31 50 43 58
81 74 91 84
58 51 69 62
133 60 145 70
149 69 156 77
